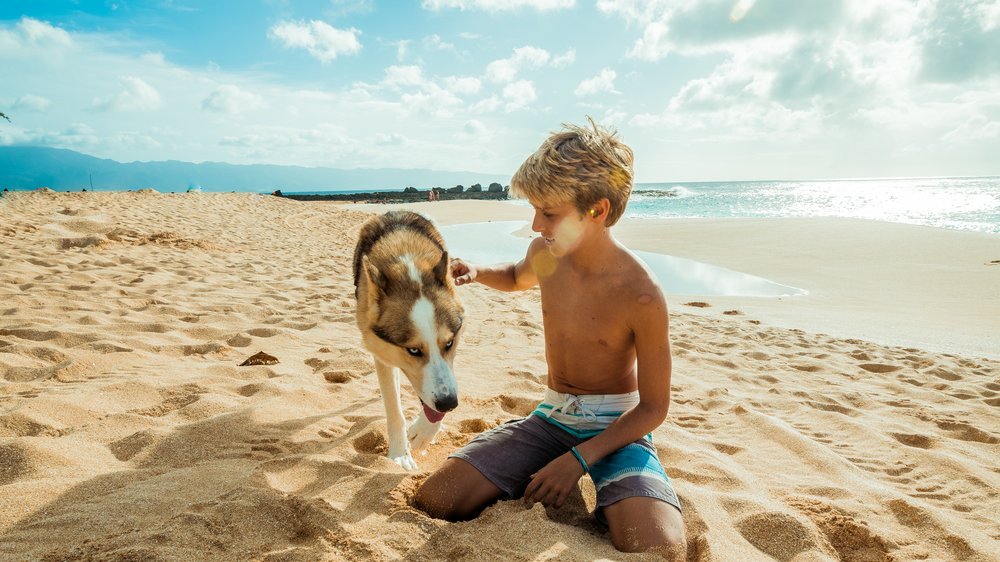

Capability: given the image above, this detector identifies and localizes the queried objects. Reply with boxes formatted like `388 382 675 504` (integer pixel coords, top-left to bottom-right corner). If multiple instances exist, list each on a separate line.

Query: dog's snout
435 394 458 413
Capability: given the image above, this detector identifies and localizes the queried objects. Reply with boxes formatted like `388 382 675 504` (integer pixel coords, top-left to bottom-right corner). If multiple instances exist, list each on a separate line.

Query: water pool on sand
440 221 806 298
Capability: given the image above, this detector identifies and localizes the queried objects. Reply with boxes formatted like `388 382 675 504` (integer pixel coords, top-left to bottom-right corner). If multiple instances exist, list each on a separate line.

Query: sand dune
1 191 998 561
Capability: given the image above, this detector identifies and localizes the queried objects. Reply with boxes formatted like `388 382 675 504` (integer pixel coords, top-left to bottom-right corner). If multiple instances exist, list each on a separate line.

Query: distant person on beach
415 119 685 557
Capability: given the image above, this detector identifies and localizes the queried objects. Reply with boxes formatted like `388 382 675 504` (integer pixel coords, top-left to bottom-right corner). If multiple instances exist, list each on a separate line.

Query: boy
414 119 685 557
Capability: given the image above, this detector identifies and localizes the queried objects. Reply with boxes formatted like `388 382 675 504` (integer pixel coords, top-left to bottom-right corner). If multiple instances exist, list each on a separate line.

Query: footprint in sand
498 394 536 417
890 432 934 449
858 363 902 373
322 370 353 383
734 511 828 560
683 301 711 308
352 426 389 455
459 418 493 433
933 420 999 444
787 497 892 561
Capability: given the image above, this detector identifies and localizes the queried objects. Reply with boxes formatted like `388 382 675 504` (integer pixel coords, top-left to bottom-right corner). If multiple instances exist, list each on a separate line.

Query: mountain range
0 146 508 192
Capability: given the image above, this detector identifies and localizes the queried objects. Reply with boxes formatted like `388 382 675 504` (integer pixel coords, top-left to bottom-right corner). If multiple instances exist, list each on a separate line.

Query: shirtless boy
414 119 685 557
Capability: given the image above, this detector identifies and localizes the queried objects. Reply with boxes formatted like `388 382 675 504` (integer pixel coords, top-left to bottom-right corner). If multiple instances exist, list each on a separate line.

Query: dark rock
488 182 503 192
448 185 464 193
468 183 482 192
271 189 283 197
403 186 418 193
239 351 279 366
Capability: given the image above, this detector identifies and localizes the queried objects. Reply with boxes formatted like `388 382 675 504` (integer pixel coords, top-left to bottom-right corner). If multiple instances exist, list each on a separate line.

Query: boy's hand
523 453 585 509
450 257 478 286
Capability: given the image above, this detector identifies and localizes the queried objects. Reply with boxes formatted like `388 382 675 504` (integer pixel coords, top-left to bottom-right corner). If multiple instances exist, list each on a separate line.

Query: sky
1 0 999 182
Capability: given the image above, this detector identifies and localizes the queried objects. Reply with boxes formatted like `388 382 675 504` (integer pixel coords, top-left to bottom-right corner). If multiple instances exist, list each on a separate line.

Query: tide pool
439 221 806 298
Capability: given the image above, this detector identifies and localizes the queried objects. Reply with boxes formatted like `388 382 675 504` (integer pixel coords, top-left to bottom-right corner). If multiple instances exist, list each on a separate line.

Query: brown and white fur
353 211 463 470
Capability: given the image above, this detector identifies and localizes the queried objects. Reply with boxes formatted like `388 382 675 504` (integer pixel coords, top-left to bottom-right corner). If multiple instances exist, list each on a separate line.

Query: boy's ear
589 198 611 221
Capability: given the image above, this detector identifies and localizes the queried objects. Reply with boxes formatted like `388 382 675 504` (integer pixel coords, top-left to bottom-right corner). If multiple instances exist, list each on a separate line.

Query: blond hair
510 117 634 226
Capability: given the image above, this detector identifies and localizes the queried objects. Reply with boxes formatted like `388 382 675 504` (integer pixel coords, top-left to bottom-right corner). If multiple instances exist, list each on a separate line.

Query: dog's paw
388 451 418 471
408 415 441 452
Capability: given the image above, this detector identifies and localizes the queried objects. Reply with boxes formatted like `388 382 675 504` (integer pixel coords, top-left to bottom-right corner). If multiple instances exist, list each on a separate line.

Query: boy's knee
414 479 450 519
414 475 472 521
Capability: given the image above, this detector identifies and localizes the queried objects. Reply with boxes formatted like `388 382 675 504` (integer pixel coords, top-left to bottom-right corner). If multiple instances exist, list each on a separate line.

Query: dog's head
358 238 463 421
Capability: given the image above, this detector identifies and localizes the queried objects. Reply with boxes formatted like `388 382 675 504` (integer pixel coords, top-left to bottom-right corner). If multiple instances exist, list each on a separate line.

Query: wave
632 186 698 200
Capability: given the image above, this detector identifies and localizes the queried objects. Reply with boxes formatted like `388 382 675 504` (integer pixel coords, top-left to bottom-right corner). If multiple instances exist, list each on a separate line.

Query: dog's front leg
408 415 441 452
375 359 417 470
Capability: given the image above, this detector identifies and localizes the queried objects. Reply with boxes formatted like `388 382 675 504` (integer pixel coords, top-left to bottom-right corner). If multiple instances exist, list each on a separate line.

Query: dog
353 211 463 470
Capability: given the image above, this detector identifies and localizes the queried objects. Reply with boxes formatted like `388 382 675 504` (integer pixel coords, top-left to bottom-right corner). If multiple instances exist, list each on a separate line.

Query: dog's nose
435 394 458 413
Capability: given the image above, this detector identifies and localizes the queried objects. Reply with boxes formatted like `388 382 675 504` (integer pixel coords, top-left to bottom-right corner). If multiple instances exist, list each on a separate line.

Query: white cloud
485 46 552 83
8 94 53 112
551 48 576 68
392 39 410 61
383 65 425 87
92 77 162 112
10 16 71 47
502 80 537 112
374 132 408 145
202 85 266 114
463 119 489 138
422 0 575 12
268 20 362 63
423 34 456 52
445 76 482 95
575 68 619 96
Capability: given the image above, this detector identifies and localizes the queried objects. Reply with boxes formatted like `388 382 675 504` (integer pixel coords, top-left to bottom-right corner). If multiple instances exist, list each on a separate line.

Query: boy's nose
531 215 544 233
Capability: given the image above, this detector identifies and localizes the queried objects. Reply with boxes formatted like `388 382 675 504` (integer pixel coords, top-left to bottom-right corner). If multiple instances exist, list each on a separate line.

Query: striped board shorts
449 389 681 521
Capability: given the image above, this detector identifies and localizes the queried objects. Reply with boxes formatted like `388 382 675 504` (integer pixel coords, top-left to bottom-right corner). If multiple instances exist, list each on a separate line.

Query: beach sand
1 191 998 561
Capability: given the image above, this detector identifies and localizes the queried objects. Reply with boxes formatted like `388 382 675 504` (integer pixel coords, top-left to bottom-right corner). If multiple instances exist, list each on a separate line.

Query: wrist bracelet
569 446 590 474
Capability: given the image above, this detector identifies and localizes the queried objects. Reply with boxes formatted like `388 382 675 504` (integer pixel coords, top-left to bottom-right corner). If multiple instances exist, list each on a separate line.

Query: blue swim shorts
448 391 681 520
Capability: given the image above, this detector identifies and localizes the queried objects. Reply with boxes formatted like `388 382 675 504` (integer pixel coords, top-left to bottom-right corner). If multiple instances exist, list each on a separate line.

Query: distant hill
0 146 509 192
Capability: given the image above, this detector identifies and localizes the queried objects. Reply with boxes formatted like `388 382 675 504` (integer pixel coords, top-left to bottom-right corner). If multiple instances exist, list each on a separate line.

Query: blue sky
2 0 999 181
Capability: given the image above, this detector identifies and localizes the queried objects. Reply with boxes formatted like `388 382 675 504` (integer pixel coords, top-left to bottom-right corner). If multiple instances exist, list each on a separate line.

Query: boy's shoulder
608 245 664 298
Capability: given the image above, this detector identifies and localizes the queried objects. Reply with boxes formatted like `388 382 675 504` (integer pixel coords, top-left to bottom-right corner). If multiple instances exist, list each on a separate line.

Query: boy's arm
452 237 543 291
523 287 672 508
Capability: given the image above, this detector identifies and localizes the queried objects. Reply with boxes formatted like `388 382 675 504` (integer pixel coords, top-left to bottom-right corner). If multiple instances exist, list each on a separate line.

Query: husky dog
353 211 463 470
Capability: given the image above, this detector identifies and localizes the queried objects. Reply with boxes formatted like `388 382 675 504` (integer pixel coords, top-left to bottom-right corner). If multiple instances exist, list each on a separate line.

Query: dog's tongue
422 402 446 423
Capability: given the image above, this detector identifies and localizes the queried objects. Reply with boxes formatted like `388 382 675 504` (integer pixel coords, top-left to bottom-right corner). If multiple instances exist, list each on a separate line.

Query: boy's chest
539 274 633 348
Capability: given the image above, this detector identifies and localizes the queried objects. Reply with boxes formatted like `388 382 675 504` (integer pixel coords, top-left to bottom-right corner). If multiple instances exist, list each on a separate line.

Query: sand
1 191 998 561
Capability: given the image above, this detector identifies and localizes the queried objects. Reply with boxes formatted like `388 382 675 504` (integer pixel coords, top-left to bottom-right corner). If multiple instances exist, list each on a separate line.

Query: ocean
619 176 1000 234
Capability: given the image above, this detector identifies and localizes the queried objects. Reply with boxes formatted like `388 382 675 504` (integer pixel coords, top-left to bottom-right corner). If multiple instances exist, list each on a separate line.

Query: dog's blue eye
406 347 423 357
444 339 454 350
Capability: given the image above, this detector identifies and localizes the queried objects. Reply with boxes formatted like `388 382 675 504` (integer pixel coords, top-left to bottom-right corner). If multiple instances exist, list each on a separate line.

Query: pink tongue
422 402 446 423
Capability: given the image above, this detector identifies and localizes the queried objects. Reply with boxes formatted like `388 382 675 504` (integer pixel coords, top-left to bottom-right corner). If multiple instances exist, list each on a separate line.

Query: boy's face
530 201 587 257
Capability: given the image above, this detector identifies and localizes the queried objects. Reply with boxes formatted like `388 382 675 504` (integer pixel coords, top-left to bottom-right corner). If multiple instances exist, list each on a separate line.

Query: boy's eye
406 347 423 357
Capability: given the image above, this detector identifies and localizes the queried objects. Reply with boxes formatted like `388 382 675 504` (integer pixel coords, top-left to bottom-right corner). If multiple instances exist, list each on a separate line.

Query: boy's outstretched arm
450 237 543 291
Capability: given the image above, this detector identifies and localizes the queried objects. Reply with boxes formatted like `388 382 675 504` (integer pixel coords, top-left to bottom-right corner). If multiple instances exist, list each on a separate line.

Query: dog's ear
362 255 389 295
433 250 450 287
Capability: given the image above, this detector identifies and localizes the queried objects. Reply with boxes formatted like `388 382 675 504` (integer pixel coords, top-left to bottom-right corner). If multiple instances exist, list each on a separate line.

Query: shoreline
353 200 1000 359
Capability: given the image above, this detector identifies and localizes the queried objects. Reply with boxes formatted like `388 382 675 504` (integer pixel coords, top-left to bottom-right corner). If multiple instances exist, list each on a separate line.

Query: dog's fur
353 211 463 469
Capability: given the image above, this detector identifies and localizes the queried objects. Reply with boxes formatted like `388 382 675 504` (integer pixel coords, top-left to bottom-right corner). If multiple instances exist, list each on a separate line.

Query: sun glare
730 0 757 22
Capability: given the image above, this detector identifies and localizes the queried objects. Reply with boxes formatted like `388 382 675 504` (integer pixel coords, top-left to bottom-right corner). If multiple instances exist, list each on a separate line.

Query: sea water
622 176 1000 234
